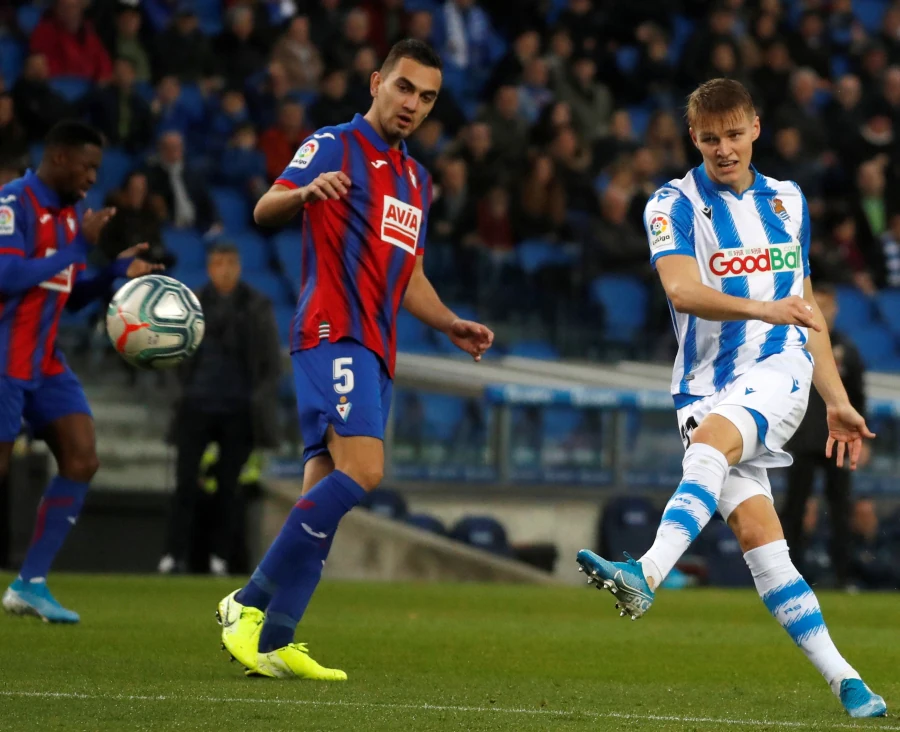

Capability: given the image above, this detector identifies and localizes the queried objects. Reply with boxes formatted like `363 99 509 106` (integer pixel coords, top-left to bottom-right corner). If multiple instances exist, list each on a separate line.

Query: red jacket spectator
30 0 113 82
258 101 312 182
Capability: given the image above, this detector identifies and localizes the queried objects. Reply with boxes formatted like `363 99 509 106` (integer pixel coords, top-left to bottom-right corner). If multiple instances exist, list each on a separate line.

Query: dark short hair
208 241 240 258
381 38 442 76
45 121 104 150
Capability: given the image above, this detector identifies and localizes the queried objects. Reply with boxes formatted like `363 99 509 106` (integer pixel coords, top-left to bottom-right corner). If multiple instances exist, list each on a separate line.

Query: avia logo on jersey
39 248 74 293
381 195 422 255
289 139 319 169
649 215 671 251
709 244 802 277
0 205 14 235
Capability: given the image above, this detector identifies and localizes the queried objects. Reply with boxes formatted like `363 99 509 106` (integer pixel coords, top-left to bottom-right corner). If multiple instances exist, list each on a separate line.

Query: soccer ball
106 274 205 370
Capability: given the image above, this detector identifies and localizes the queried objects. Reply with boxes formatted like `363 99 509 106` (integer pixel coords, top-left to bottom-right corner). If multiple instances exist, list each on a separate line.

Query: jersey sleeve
0 195 27 257
274 132 344 190
644 189 695 267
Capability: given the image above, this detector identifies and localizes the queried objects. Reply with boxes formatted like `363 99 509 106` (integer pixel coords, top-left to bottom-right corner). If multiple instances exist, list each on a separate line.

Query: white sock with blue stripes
640 443 728 589
745 540 858 694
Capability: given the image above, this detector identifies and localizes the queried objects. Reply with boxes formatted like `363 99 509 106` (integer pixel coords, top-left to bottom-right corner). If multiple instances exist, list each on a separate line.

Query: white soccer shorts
675 348 813 520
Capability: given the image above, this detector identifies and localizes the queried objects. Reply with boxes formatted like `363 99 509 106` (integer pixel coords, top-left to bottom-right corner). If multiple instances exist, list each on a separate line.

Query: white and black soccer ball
106 274 205 370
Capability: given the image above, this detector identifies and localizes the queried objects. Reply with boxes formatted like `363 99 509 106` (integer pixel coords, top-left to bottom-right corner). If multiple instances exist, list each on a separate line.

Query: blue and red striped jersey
275 113 433 378
0 171 87 382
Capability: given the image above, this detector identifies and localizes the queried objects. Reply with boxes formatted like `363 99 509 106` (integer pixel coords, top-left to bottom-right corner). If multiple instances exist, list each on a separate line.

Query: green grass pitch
0 573 898 731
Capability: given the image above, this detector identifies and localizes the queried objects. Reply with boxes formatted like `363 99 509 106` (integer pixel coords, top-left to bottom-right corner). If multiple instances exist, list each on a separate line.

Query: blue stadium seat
274 306 294 345
97 148 136 194
699 520 754 587
669 15 696 64
229 230 269 272
49 76 92 102
195 0 223 35
831 55 850 79
177 83 207 120
875 290 900 337
516 239 574 275
362 488 408 520
16 5 43 35
211 187 251 233
396 308 432 350
407 513 446 536
853 325 900 371
598 496 660 559
590 275 649 343
627 104 653 140
241 271 290 304
420 393 465 442
173 267 207 293
507 339 559 360
0 38 25 85
834 285 874 332
450 516 513 557
854 0 887 33
615 46 640 74
163 228 207 270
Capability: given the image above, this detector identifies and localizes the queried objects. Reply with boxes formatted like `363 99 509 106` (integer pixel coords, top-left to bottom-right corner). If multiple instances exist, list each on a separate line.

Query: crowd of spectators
2 0 900 363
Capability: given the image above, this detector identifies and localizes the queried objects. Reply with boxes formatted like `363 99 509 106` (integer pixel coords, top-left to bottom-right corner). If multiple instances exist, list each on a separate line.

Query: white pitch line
0 690 895 730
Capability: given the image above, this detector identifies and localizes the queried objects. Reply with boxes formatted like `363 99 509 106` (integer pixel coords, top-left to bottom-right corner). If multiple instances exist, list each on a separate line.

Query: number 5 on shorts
333 357 354 394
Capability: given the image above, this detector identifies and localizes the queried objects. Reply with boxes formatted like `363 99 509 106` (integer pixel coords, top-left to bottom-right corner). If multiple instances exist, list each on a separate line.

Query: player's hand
300 172 352 204
446 318 494 362
760 296 822 331
80 207 116 244
825 402 876 470
118 243 165 278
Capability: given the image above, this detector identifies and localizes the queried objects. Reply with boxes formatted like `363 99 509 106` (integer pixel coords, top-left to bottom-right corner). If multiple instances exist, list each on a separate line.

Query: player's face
689 110 760 191
58 144 102 206
208 252 241 294
372 57 441 141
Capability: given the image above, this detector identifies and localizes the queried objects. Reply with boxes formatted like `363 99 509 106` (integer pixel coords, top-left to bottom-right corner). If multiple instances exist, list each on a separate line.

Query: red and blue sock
19 476 89 583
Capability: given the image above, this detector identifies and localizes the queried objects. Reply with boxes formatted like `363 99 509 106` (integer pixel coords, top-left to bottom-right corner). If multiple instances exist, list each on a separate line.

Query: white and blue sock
640 443 728 588
745 539 858 692
19 476 89 582
235 471 366 652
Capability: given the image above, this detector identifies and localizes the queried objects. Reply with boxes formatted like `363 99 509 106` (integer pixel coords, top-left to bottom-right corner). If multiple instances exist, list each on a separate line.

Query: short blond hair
686 78 756 129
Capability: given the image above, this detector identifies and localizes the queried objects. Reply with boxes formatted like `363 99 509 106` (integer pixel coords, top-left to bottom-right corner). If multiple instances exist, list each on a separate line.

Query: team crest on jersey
649 214 672 251
39 248 74 292
381 195 421 255
0 205 14 235
289 139 319 169
770 197 790 221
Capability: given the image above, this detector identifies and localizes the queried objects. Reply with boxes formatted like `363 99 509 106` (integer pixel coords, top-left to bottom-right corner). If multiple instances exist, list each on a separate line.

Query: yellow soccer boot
253 642 347 680
216 590 264 671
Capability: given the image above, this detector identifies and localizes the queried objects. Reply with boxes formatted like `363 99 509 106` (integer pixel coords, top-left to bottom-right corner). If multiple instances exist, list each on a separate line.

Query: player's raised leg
4 402 98 624
577 414 739 618
730 496 886 718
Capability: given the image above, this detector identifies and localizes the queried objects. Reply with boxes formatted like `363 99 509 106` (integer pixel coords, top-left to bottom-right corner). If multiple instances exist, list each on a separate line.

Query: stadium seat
834 285 874 331
450 516 513 557
362 488 408 520
853 325 900 371
396 308 432 350
211 187 251 233
0 38 24 85
615 46 640 74
627 104 653 140
163 228 207 270
229 230 270 272
590 275 649 344
97 148 136 194
598 496 660 559
16 5 42 35
177 82 208 121
507 339 559 360
195 0 223 35
699 520 754 588
668 15 695 65
241 271 291 304
49 76 92 102
875 290 900 337
407 513 446 536
854 0 887 33
173 267 207 293
516 239 574 275
420 393 465 442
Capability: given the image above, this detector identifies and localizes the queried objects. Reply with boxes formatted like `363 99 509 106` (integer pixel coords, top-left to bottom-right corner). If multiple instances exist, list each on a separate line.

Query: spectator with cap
83 57 154 153
554 54 613 145
99 170 172 266
152 0 216 84
789 11 832 80
145 130 221 234
270 15 323 93
30 0 113 82
478 85 529 170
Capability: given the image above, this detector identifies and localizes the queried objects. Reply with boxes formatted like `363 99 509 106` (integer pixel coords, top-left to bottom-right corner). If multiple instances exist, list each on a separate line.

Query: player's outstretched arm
254 172 352 228
656 254 821 330
802 276 875 469
402 258 493 362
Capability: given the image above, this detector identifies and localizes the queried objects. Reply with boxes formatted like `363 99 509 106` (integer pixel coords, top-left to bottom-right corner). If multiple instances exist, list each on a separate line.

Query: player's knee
346 464 383 492
60 451 100 483
691 419 743 465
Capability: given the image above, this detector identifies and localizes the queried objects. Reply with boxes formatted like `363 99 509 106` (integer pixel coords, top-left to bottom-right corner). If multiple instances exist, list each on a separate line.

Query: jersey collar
697 163 763 200
350 113 408 159
23 169 63 210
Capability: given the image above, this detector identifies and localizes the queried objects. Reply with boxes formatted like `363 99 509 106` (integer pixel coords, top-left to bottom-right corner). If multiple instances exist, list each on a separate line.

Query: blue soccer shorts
0 367 93 442
293 338 393 463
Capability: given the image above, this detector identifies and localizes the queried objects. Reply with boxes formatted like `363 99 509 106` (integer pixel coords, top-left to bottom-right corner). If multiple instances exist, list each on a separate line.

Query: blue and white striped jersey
643 163 812 398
